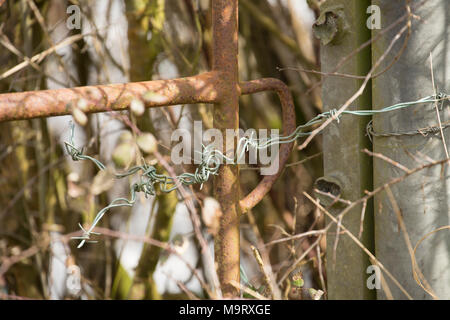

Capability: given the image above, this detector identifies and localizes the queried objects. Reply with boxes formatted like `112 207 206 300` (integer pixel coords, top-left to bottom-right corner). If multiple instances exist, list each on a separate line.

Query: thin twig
358 199 368 239
315 243 327 297
369 257 394 300
250 245 275 299
413 226 450 298
331 214 343 269
263 229 325 247
278 232 326 285
303 192 413 300
429 53 449 160
0 33 87 81
298 24 410 151
363 148 411 173
384 186 437 299
247 210 281 299
229 280 269 300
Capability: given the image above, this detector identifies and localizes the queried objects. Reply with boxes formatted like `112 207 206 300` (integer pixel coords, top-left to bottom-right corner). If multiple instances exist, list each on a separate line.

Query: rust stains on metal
212 0 241 298
0 72 220 122
0 0 298 297
239 78 296 214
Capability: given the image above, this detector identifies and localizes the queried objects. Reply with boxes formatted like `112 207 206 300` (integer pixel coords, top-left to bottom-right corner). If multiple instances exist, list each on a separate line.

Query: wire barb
66 92 449 248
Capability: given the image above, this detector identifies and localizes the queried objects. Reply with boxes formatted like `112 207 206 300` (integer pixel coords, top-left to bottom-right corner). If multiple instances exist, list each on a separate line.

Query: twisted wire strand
366 120 450 142
66 124 223 247
64 122 106 171
66 93 448 247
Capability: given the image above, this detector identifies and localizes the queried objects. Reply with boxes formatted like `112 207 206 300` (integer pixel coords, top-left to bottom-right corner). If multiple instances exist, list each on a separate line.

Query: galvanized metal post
372 0 450 299
316 0 375 299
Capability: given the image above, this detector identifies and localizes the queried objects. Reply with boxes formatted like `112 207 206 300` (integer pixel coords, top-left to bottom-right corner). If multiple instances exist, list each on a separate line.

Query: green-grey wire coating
67 93 448 247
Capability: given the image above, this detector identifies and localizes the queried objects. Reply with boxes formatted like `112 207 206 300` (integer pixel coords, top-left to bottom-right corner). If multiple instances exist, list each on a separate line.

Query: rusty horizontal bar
239 78 296 214
0 71 220 122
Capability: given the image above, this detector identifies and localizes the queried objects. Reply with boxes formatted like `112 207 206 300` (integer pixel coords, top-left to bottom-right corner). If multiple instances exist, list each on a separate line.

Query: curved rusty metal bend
239 78 296 214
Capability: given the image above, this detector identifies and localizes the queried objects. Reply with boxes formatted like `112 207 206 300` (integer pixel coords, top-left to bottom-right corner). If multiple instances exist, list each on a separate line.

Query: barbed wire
366 120 450 142
364 93 450 142
66 92 448 248
65 122 224 247
64 124 106 171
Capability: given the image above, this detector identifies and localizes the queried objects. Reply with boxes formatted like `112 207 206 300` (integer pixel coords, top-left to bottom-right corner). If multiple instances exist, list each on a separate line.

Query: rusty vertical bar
212 0 240 297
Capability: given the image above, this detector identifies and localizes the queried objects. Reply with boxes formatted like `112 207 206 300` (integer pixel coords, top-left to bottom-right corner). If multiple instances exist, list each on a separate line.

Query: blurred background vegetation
0 0 326 300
